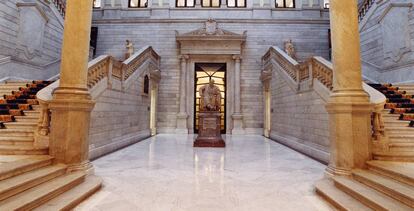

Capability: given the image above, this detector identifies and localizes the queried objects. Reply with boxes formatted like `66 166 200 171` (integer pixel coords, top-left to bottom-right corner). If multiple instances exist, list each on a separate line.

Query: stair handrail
310 57 333 90
35 46 161 146
262 46 388 146
49 0 66 18
358 0 375 22
35 55 112 145
122 46 160 79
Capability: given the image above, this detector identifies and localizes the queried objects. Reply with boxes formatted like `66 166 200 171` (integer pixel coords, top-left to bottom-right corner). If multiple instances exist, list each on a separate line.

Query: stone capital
180 54 190 61
232 55 242 61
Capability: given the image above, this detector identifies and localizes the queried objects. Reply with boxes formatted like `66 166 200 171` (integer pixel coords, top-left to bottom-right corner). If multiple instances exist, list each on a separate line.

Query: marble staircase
368 84 414 161
316 161 414 210
0 82 47 155
0 155 101 210
0 82 102 210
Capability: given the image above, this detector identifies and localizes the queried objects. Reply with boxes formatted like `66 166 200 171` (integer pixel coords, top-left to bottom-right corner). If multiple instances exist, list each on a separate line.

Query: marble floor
75 134 333 211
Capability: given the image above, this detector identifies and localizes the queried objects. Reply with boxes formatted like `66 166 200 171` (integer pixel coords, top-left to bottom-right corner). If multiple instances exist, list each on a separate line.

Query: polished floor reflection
75 134 332 211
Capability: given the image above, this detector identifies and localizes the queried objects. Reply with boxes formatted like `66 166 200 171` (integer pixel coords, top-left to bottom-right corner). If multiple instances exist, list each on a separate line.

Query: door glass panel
194 63 226 133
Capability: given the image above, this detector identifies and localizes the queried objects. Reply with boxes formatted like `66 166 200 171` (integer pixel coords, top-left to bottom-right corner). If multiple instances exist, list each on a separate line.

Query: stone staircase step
367 161 414 187
0 171 85 210
0 136 33 145
0 164 67 201
388 134 414 142
0 145 48 155
352 169 414 208
373 151 414 162
0 155 53 181
23 111 41 116
333 177 412 211
315 179 371 211
4 81 30 85
383 121 411 127
389 143 414 152
14 116 38 122
3 122 37 130
0 129 34 137
33 175 102 211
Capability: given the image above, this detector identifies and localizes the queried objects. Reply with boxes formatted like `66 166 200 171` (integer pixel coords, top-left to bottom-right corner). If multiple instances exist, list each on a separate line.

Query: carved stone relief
15 3 49 61
380 3 413 63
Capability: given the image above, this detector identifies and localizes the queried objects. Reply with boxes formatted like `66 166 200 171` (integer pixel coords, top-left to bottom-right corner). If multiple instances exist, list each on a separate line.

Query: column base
232 114 245 135
325 164 352 177
175 113 189 134
325 89 373 173
49 87 95 170
67 161 95 175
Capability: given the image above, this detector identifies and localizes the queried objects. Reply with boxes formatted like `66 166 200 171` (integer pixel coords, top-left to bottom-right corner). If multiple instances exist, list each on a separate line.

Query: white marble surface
75 134 333 211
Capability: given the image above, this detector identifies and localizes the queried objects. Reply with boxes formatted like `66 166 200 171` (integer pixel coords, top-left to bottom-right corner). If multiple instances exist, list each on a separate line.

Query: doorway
194 63 226 134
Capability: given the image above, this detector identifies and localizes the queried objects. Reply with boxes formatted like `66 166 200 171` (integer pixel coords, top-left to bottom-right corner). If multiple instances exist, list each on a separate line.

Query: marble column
49 0 95 173
176 55 189 134
232 55 245 134
325 0 373 176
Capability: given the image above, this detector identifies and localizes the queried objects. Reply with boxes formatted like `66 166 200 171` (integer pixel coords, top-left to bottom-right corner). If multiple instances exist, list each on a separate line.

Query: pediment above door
176 19 247 55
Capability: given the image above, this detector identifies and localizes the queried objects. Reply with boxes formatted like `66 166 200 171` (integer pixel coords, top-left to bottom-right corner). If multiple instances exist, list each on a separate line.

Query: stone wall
0 0 64 80
269 69 330 163
360 0 414 83
92 9 330 133
88 75 152 159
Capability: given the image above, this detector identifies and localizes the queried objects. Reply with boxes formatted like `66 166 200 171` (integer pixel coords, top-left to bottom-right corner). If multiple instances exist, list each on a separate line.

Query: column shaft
234 57 241 114
330 0 363 91
59 0 93 89
179 55 188 114
176 55 189 133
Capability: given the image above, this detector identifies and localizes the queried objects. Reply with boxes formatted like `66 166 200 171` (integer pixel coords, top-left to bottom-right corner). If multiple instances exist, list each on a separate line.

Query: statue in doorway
284 39 297 60
125 40 134 59
199 79 221 112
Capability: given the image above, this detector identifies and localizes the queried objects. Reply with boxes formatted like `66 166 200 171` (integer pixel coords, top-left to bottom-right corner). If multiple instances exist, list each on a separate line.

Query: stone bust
284 39 297 60
199 79 221 112
125 40 134 59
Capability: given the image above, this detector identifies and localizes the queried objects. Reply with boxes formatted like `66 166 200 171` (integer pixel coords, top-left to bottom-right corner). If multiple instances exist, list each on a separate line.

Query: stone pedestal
194 112 225 147
232 114 245 134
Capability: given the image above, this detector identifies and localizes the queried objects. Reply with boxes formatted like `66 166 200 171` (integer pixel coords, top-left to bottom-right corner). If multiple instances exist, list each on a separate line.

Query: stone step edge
0 156 53 181
0 171 86 210
334 177 412 211
314 179 371 211
34 175 102 211
0 164 67 201
352 169 414 208
367 161 414 187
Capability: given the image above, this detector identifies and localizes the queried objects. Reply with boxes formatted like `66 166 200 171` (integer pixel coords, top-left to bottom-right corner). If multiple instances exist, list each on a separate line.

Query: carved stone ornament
177 19 247 38
379 3 413 63
15 3 49 60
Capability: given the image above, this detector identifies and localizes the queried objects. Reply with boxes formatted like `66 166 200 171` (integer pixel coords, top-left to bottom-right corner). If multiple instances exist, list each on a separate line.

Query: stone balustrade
35 46 161 147
261 46 387 154
311 57 333 90
358 0 375 22
50 0 66 18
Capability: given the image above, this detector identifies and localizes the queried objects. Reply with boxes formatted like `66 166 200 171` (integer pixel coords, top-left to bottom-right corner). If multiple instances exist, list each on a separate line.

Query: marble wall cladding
0 0 64 80
89 77 152 159
269 70 330 163
92 17 330 133
359 0 414 83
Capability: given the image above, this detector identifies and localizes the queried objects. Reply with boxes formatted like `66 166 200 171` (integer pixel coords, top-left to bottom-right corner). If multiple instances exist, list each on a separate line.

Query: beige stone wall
88 77 152 159
269 70 329 163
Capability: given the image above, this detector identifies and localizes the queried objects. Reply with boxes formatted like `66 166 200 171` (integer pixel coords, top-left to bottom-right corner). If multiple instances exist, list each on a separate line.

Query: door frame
193 62 227 134
185 55 235 134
